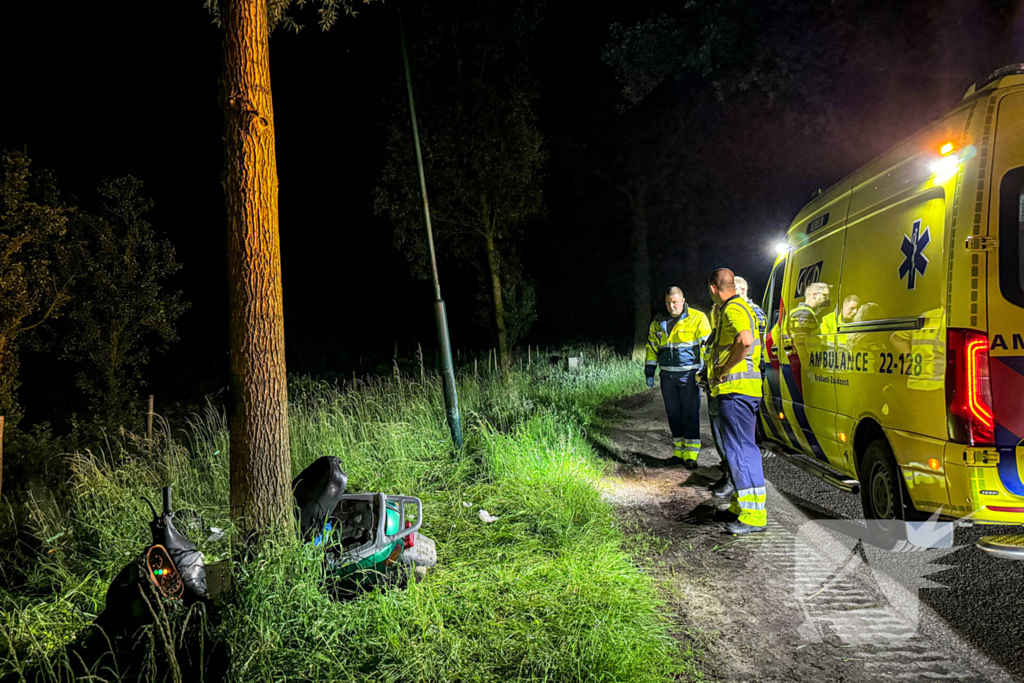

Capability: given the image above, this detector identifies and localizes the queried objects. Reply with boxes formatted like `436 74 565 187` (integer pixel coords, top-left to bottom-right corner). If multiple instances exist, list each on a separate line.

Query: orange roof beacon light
940 142 955 156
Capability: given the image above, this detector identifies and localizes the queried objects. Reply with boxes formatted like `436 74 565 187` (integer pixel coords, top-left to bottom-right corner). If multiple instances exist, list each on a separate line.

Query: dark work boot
709 475 729 491
683 459 699 470
724 520 767 535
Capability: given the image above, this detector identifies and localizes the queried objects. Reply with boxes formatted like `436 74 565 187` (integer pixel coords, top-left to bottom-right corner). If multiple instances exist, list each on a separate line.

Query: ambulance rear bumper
943 443 1024 525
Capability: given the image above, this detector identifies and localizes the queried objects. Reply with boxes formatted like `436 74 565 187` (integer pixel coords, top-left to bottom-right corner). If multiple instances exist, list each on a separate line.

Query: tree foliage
0 151 80 425
204 0 373 33
59 177 188 423
375 0 546 372
602 0 852 110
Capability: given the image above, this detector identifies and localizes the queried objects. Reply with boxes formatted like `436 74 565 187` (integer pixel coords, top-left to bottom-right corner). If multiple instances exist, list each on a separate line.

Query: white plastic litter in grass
462 501 472 508
478 509 499 523
207 528 225 542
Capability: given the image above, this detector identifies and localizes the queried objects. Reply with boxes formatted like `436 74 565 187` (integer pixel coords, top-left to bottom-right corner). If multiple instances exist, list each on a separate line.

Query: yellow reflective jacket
711 296 763 397
645 305 712 377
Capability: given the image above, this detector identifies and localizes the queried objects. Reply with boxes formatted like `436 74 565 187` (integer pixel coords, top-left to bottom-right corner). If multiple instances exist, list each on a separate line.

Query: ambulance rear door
987 88 1024 502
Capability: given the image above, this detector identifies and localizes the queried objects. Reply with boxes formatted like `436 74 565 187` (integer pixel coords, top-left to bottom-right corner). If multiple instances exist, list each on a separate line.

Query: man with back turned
708 269 767 534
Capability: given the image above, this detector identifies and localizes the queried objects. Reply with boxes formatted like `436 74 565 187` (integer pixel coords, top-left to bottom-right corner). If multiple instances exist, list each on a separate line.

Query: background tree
59 177 187 425
375 0 546 375
585 99 717 358
0 151 80 427
501 274 537 350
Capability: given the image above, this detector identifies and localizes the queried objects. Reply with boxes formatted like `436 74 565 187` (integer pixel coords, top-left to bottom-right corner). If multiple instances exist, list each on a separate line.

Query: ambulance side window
998 167 1024 308
766 258 787 330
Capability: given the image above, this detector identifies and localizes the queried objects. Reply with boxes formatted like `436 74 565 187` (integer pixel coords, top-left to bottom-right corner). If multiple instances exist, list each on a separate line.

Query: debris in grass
403 533 437 568
207 527 225 542
462 501 472 508
478 509 499 523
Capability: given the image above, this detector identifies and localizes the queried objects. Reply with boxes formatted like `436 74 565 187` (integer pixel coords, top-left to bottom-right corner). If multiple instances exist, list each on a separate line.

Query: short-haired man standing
733 276 767 343
646 286 712 468
708 269 767 534
734 275 768 377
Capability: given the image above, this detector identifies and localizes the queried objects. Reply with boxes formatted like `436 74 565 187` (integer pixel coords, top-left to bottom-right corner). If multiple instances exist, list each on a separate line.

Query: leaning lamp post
399 8 464 449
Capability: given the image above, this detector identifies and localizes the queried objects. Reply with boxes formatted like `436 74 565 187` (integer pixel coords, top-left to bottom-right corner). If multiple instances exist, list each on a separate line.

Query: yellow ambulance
758 64 1024 555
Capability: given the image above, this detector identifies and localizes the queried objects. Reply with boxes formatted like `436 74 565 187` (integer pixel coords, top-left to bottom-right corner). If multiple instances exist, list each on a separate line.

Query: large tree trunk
628 189 652 361
485 232 511 375
220 0 292 542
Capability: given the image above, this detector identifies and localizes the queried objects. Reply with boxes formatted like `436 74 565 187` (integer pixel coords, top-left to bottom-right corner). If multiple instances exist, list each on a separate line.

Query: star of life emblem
899 219 931 290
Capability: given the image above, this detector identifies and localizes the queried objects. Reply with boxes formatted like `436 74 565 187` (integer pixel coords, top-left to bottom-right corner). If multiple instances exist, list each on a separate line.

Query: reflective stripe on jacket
749 300 767 340
645 305 712 377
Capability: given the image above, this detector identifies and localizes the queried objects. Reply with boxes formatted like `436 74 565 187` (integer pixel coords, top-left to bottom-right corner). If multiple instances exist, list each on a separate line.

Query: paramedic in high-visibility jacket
733 276 767 341
645 286 712 469
708 268 767 535
734 276 767 374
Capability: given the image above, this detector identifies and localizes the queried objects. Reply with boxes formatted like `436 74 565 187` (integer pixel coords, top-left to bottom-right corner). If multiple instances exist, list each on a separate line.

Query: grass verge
0 352 700 682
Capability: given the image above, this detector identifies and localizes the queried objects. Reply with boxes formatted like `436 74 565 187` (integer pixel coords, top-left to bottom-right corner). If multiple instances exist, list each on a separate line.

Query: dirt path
598 390 1010 683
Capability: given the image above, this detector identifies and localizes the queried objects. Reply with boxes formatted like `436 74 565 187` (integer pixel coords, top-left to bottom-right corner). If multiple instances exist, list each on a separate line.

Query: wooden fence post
147 395 154 452
418 343 425 384
0 415 4 499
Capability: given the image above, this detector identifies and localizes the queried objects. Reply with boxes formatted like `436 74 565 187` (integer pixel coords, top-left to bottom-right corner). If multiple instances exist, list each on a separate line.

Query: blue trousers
718 393 766 525
660 370 700 441
707 393 730 476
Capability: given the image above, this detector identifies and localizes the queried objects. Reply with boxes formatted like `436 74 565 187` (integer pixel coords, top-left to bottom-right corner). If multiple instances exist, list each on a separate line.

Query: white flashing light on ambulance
758 64 1024 559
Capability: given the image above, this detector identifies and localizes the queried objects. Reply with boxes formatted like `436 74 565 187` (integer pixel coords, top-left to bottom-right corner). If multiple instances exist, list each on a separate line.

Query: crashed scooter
27 487 230 683
292 455 437 591
14 459 434 682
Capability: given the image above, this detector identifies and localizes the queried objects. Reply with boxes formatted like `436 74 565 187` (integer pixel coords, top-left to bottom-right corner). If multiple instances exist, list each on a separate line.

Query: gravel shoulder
598 389 1016 683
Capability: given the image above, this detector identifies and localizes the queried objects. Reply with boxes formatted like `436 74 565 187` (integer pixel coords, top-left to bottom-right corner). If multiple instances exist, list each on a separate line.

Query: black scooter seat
292 456 348 540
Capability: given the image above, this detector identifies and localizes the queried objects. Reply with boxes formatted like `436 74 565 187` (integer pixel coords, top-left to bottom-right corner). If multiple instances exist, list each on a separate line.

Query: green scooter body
324 493 422 580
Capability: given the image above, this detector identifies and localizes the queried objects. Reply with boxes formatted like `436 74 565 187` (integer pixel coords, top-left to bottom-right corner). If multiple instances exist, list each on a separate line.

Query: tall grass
0 352 697 682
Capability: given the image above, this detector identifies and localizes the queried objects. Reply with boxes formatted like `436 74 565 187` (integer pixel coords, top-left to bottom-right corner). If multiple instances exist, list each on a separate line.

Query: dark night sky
3 0 1022 423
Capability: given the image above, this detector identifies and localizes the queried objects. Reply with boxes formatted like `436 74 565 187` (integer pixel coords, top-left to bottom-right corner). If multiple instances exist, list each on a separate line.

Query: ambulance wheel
860 439 924 523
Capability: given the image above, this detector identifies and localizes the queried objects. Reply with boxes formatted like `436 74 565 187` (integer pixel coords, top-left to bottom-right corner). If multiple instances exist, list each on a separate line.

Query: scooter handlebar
385 495 423 543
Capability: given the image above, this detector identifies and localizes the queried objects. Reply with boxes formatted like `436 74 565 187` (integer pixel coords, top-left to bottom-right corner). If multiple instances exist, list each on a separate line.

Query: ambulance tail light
946 329 995 446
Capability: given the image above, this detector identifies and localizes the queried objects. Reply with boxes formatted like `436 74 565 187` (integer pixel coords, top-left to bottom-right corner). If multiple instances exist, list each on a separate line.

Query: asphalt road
762 442 1024 682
